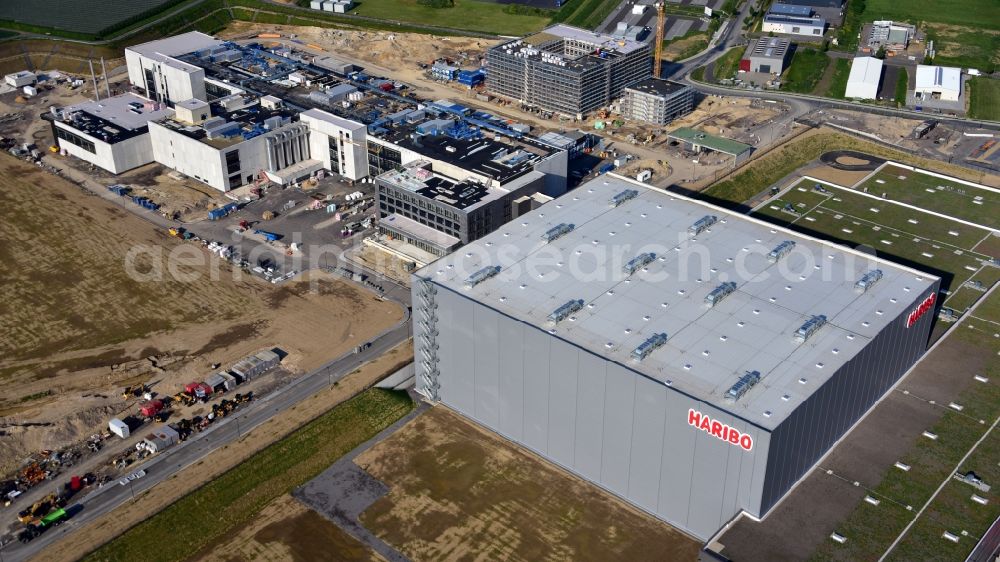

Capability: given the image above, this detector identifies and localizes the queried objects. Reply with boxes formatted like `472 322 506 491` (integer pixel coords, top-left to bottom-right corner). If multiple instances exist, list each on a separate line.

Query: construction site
0 139 404 545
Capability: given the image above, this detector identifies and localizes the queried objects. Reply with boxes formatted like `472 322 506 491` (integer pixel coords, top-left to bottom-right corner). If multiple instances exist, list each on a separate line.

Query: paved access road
1 306 410 562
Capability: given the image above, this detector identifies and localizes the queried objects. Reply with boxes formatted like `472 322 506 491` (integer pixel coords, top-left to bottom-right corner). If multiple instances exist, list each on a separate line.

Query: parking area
185 177 378 283
597 0 719 40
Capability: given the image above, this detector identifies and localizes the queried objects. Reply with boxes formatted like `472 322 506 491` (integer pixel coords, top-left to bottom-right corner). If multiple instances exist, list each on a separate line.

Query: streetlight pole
128 479 136 502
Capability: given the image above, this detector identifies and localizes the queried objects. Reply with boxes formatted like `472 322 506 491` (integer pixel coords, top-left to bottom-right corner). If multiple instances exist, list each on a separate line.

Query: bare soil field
0 154 403 475
356 406 701 562
205 494 385 562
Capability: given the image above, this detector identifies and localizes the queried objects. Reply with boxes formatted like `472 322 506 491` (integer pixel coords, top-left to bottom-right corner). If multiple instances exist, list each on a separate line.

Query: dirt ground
0 152 403 477
350 245 416 287
35 341 412 562
355 407 702 562
201 494 385 562
0 76 227 222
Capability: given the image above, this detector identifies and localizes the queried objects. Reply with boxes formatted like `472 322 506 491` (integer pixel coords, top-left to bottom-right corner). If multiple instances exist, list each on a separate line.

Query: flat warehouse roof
625 78 690 98
127 31 222 59
64 93 174 132
417 175 938 429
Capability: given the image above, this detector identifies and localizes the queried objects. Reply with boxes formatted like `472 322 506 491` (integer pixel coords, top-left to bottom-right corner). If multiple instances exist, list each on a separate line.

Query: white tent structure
844 57 883 100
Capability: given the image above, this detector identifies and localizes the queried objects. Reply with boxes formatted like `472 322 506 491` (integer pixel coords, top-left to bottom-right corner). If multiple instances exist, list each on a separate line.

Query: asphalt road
1 302 411 562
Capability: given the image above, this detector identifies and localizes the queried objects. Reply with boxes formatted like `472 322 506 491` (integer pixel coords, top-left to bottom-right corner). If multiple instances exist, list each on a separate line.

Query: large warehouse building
413 175 938 540
486 24 651 119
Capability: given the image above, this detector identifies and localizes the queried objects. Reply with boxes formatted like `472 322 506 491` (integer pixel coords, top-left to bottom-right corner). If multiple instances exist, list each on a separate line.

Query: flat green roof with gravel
668 127 753 156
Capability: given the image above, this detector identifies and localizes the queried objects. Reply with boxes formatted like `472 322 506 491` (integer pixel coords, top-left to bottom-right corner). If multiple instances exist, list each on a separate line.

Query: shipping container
139 399 163 418
108 418 130 438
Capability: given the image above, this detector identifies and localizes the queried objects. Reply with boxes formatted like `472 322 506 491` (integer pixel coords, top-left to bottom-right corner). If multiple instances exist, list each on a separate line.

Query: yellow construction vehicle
121 386 133 399
17 493 55 524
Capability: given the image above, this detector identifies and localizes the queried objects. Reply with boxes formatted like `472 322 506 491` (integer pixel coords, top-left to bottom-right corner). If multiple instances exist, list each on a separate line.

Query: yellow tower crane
653 2 666 78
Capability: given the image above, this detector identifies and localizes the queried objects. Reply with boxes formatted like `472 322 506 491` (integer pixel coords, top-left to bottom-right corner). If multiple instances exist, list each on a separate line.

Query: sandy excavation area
0 154 403 476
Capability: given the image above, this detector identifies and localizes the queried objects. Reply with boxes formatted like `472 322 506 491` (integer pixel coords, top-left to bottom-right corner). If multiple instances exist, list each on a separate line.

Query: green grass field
782 48 829 94
811 298 1000 561
711 46 744 82
861 0 1000 31
968 77 1000 121
894 68 908 106
823 58 851 99
84 389 414 562
857 165 1000 230
753 180 991 295
924 24 1000 73
349 0 551 35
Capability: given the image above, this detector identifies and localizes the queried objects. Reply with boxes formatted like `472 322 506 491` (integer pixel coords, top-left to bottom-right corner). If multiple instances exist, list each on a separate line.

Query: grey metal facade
376 172 545 245
760 282 938 512
414 277 937 540
413 279 773 539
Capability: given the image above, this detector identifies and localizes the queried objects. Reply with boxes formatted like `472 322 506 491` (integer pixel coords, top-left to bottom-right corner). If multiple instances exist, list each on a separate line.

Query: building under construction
486 24 651 119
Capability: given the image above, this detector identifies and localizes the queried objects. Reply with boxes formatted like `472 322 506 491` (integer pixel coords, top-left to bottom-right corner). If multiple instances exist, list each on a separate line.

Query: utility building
486 24 651 119
621 79 695 125
413 174 938 541
913 65 962 102
741 37 791 75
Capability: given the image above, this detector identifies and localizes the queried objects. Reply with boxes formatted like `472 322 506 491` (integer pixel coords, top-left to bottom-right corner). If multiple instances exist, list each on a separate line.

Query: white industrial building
844 56 883 100
413 174 938 541
761 12 825 37
125 32 222 106
913 65 962 102
300 108 369 181
149 94 314 191
50 93 174 174
5 71 36 88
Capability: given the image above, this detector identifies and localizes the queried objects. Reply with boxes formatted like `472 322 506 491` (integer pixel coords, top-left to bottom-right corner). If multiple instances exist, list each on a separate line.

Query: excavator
17 493 55 524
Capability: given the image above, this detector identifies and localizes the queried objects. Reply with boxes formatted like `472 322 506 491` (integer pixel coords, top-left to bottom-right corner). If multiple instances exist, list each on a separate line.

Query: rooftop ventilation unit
464 265 501 288
622 252 656 275
548 299 584 324
541 223 575 243
725 370 761 402
688 215 718 236
768 240 796 262
794 314 827 343
705 281 738 307
631 333 668 361
854 269 884 293
610 188 639 207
